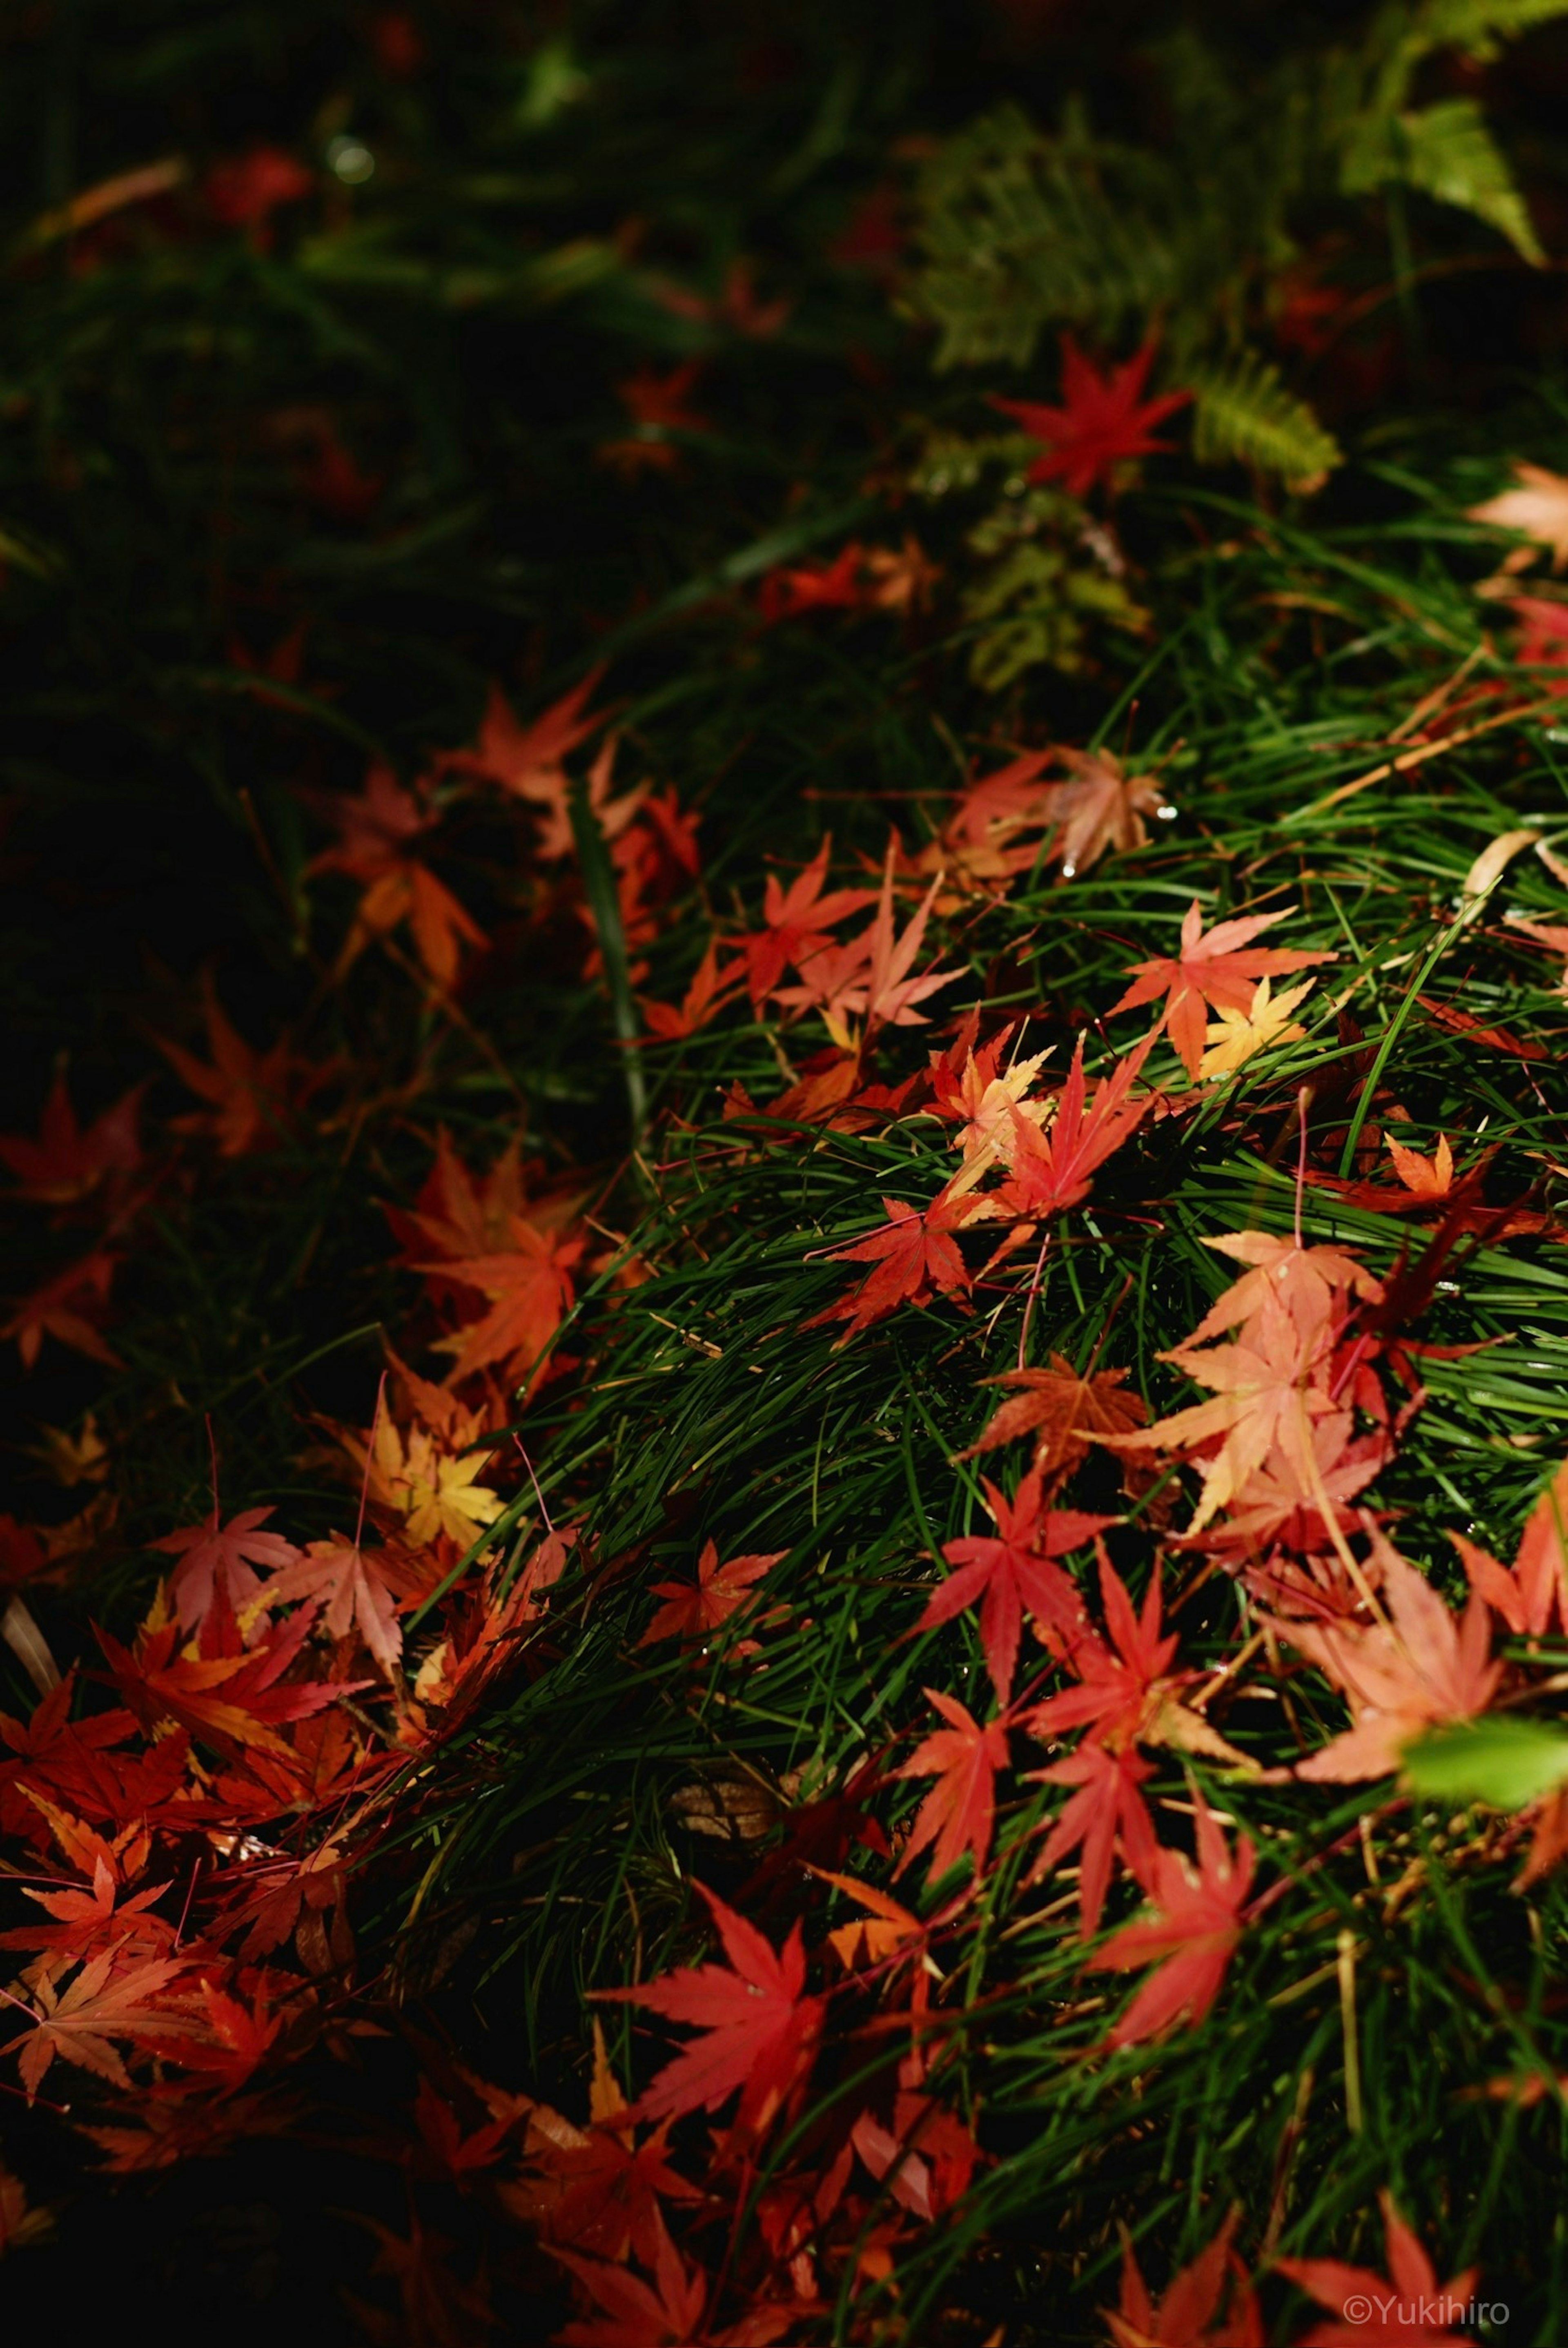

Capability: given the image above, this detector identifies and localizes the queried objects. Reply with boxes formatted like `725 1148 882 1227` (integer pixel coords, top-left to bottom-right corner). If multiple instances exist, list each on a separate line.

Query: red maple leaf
1109 900 1334 1080
758 541 869 623
637 1539 786 1650
1028 1548 1179 1749
730 836 877 1011
810 1184 976 1337
552 2210 711 2348
97 1602 350 1758
0 1073 143 1206
895 1688 1011 1887
1276 2191 1479 2347
920 1466 1108 1702
993 334 1190 499
1027 1740 1156 1939
152 1505 301 1633
993 1032 1154 1219
203 146 313 231
505 2027 697 2266
1 1248 120 1368
597 1882 824 2135
1089 1798 1255 2046
1107 2208 1263 2348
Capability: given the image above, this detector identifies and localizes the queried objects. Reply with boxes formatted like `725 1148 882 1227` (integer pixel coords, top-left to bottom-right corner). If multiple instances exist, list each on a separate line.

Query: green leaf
1187 351 1342 488
1402 1715 1568 1809
1349 97 1547 264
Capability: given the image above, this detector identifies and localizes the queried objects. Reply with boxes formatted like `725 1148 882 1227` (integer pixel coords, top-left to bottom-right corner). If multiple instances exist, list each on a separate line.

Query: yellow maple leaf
1197 974 1315 1080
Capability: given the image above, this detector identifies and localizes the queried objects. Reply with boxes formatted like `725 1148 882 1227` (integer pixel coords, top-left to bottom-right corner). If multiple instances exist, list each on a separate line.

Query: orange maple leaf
1278 1540 1500 1782
961 1352 1148 1483
1454 1456 1568 1637
2 1950 197 2095
156 978 326 1156
1109 899 1332 1080
425 1217 586 1386
266 1535 405 1676
1115 1290 1337 1534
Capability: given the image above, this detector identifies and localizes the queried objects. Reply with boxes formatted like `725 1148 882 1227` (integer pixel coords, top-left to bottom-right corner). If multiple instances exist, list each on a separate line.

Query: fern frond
1342 94 1544 262
1414 0 1568 63
1187 351 1342 488
911 106 1200 370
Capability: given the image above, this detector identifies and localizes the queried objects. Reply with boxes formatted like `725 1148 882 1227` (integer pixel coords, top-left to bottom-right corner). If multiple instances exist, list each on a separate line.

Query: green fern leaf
1187 352 1342 488
1396 98 1544 262
1414 0 1568 64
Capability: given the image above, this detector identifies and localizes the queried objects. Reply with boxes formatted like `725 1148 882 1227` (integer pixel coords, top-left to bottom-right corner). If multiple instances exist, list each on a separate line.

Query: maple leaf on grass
1114 1290 1337 1535
729 835 877 1011
1089 1798 1255 2047
920 1465 1109 1702
267 1535 405 1676
596 1882 824 2135
1040 747 1169 879
637 1538 785 1651
0 1072 143 1205
1277 1539 1500 1782
773 842 957 1045
1027 1740 1156 1939
1107 2207 1263 2348
895 1688 1011 1889
152 1504 300 1633
1110 899 1333 1080
992 333 1190 500
1197 973 1316 1080
2 1248 120 1369
1186 1231 1385 1353
1276 2190 1479 2347
961 1352 1147 1483
993 1032 1154 1219
424 1217 584 1387
1454 1455 1568 1637
639 935 746 1040
809 1184 976 1338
